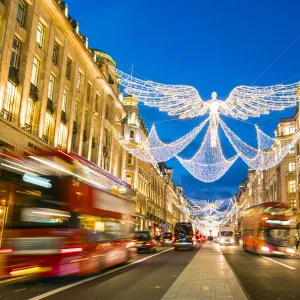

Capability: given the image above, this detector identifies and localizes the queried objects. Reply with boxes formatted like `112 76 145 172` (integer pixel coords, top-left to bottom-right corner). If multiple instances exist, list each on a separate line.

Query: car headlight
261 246 269 252
230 238 234 243
220 238 225 243
286 248 295 254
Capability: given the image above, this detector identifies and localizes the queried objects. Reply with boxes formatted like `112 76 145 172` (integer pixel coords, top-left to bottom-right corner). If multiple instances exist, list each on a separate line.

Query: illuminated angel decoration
112 67 300 182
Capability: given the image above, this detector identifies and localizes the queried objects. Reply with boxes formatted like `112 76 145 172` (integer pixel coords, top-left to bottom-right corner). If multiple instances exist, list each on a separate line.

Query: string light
220 118 300 170
113 118 209 163
114 67 300 182
177 123 238 182
114 67 300 120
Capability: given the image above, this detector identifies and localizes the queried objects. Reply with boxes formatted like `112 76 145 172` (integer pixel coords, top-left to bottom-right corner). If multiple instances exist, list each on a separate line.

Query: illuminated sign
23 173 52 188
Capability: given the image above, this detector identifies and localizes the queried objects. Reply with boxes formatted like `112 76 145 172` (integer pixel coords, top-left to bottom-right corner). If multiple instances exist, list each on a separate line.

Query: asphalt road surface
0 246 199 300
221 244 300 300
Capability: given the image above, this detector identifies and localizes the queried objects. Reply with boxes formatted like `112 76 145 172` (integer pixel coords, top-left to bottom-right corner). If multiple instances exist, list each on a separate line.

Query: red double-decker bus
0 151 136 277
241 202 296 256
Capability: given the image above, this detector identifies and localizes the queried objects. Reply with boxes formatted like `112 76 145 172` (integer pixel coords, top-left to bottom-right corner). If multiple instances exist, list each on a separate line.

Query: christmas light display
114 67 300 121
171 196 244 234
113 67 300 183
113 117 209 163
177 123 238 182
220 119 300 170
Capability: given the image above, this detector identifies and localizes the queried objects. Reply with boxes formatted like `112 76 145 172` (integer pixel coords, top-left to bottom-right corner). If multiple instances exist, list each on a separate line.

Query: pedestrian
294 234 300 250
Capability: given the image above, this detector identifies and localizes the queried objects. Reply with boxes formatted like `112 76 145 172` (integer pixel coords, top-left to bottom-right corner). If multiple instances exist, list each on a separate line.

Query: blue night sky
70 0 300 200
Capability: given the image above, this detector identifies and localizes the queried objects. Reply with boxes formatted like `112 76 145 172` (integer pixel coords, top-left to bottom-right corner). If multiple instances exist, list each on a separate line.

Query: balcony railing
61 111 67 124
29 83 39 101
22 123 32 134
42 135 49 144
47 98 54 114
1 109 13 122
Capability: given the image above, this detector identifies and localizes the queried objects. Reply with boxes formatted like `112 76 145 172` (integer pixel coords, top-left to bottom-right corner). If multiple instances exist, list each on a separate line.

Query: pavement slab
162 242 248 300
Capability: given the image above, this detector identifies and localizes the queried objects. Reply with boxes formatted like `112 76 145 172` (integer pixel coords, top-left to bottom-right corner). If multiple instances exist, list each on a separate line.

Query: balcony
1 109 13 122
8 66 20 85
29 83 39 101
47 98 54 114
42 135 49 144
61 111 67 124
22 123 32 134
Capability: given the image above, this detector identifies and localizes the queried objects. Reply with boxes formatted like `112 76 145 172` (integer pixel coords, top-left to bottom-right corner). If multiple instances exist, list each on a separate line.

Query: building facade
237 112 298 215
0 0 124 177
120 95 186 234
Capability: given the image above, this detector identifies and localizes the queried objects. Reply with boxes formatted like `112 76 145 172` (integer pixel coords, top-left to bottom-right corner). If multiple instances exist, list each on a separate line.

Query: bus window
265 228 291 246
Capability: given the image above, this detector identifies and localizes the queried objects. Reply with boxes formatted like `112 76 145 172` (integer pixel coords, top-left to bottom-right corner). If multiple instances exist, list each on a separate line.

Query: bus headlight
286 248 295 254
261 246 269 252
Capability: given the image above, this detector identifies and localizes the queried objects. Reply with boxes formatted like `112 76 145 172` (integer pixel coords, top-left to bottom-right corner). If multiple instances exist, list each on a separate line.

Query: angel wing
219 83 300 120
115 68 208 119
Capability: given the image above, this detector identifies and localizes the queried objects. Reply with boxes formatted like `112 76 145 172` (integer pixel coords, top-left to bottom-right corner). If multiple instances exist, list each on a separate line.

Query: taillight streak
60 247 83 254
0 248 13 254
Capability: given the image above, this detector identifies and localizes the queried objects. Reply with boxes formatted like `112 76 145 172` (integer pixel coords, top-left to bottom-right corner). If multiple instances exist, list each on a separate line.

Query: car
160 232 175 246
133 231 157 253
173 222 196 251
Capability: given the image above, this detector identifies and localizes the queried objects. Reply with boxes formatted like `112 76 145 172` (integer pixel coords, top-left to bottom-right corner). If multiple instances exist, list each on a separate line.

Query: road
0 246 199 300
221 244 300 300
2 243 300 300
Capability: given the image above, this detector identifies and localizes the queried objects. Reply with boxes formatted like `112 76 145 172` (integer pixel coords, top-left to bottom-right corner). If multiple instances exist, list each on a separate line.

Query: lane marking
261 256 296 270
28 248 173 300
14 288 27 293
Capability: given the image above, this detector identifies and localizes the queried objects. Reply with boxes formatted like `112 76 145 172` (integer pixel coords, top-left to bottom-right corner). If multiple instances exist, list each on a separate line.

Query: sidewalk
162 242 248 300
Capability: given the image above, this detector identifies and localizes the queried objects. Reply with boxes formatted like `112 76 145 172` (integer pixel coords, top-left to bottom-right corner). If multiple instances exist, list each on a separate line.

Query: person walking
294 234 300 250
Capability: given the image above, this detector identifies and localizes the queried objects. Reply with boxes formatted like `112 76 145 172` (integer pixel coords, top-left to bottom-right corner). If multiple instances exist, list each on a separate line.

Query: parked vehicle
134 231 157 253
173 222 196 251
219 224 235 245
160 232 175 246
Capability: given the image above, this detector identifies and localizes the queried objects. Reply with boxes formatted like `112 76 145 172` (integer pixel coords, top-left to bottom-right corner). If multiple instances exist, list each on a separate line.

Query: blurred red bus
241 202 296 256
0 151 136 277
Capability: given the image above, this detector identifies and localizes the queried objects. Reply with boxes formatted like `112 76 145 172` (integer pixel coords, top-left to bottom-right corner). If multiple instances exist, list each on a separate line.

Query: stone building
0 0 124 176
237 112 298 211
119 95 186 234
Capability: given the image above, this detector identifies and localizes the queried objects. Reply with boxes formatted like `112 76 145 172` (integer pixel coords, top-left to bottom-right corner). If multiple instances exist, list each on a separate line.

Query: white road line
28 248 173 300
14 288 27 293
261 256 296 270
